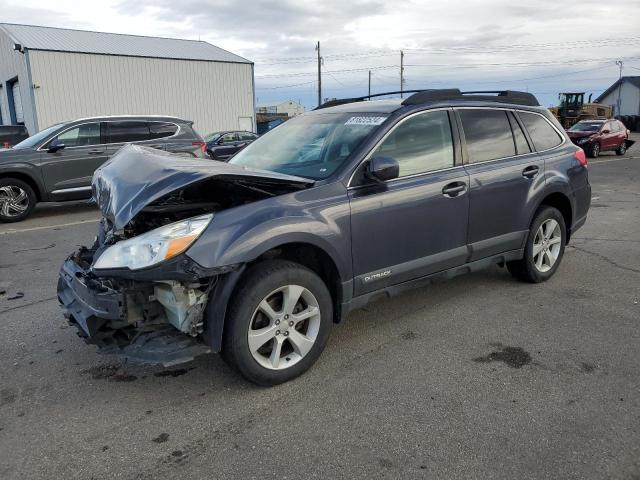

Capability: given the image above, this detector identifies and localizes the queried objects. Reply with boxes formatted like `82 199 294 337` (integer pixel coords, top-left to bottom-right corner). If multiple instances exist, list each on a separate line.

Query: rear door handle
522 165 539 179
442 181 467 197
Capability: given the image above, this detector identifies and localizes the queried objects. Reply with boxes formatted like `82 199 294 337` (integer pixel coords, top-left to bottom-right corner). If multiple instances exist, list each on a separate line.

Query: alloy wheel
532 219 562 273
0 185 29 218
248 284 321 370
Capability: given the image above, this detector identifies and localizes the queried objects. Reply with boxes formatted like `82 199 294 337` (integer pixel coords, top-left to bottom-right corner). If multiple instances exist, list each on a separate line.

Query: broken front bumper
57 257 212 366
58 258 124 338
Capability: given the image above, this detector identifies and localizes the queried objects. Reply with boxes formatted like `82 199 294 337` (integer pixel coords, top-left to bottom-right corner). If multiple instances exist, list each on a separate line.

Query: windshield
569 122 603 132
229 113 387 179
204 133 222 143
13 124 63 149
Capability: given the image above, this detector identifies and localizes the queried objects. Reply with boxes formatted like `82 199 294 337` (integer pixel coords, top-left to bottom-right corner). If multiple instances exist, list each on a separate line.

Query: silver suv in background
0 115 206 222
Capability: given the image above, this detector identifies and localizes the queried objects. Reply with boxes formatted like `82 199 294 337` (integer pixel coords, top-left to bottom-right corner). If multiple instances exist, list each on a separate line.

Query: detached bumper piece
57 258 210 366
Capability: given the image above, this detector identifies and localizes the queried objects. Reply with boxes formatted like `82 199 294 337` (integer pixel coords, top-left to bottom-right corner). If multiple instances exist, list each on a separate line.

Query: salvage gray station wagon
58 89 591 385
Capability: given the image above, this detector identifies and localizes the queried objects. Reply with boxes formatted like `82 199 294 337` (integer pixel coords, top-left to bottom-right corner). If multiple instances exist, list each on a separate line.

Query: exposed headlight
93 214 213 270
576 137 591 144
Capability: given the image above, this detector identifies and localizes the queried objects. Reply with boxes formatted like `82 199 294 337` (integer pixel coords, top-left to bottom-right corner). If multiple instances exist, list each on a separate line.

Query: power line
253 36 640 65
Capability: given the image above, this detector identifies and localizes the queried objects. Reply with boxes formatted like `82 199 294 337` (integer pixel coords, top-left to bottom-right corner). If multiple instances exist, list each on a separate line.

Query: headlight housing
93 214 213 270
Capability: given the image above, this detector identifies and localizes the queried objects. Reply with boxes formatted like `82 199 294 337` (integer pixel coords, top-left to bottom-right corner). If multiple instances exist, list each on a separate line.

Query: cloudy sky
2 0 640 109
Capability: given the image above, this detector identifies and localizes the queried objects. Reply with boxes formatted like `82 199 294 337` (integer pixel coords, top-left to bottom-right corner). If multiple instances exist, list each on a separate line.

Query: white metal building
0 23 255 136
256 100 305 117
595 76 640 116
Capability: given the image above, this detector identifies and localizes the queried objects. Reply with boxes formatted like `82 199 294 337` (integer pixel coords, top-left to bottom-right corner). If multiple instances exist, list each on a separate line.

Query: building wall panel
29 50 255 135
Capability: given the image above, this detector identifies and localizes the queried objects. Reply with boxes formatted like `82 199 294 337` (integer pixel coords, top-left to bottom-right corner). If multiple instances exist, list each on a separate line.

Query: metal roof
0 23 252 64
596 76 640 102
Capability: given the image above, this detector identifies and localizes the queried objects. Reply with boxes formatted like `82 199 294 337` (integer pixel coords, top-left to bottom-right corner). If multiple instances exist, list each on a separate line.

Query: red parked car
566 119 632 158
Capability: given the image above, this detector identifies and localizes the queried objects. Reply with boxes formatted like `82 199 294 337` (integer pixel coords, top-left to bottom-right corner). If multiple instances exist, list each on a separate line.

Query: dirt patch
82 363 137 382
474 345 532 368
401 330 417 340
152 433 170 444
580 362 597 373
153 368 194 378
0 389 17 407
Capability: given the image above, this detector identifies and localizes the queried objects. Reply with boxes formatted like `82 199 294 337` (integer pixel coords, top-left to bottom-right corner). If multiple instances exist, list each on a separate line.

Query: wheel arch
535 191 573 242
0 170 44 201
203 241 347 354
248 242 344 324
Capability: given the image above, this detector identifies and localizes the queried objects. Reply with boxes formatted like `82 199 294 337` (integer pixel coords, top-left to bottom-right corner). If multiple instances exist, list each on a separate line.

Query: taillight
192 141 207 154
574 147 587 167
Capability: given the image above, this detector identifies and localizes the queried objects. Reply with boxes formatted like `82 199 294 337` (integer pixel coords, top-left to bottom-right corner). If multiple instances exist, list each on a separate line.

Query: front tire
507 206 566 283
0 178 36 223
222 260 333 386
588 142 600 158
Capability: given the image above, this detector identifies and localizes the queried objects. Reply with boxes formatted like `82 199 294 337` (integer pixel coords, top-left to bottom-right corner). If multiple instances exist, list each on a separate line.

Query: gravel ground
0 135 638 480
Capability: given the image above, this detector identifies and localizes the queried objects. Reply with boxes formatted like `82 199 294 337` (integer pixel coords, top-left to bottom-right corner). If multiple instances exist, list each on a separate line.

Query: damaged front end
57 145 311 366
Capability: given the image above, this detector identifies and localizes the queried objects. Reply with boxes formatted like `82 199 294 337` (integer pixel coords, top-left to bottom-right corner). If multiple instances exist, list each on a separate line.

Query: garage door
12 81 24 124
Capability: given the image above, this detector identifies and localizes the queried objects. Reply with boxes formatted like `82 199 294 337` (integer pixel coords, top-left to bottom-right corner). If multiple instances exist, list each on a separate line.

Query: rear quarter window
149 122 178 139
518 112 563 151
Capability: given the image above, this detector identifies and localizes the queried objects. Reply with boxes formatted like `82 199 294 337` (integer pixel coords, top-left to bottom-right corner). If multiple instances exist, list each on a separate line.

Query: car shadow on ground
31 200 98 220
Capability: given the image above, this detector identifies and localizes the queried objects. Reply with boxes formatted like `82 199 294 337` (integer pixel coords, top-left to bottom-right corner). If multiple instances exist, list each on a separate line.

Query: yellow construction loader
550 92 612 129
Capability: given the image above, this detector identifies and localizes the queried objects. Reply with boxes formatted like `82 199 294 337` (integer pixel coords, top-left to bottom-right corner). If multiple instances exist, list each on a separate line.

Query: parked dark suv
0 116 206 222
58 89 591 385
204 130 258 160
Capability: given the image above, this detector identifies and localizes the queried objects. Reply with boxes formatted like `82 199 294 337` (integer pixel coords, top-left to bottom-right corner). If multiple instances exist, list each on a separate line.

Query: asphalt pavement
0 140 639 479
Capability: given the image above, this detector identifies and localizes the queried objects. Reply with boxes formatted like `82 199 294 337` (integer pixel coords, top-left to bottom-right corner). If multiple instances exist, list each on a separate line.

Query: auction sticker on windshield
345 116 387 126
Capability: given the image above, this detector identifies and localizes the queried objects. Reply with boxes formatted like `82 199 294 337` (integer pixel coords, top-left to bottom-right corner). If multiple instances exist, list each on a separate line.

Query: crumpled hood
92 144 313 230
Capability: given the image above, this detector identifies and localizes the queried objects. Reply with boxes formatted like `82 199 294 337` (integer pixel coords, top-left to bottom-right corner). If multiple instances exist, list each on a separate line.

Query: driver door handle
442 181 467 197
522 165 539 179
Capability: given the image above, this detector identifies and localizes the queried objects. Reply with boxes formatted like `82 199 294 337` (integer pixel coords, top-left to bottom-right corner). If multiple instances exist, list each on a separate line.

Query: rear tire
616 141 627 156
0 178 36 223
588 142 600 158
222 260 333 386
507 206 566 283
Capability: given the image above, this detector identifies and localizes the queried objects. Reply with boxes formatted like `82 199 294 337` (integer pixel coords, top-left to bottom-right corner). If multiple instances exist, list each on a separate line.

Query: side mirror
366 156 399 182
48 139 65 153
601 129 610 134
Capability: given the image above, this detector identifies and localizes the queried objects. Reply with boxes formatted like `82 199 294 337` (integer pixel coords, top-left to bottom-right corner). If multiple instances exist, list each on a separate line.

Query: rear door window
107 121 151 143
148 122 178 139
518 112 563 151
458 109 516 163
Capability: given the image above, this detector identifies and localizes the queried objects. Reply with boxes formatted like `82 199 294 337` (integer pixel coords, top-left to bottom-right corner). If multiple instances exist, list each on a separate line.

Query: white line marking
0 218 99 235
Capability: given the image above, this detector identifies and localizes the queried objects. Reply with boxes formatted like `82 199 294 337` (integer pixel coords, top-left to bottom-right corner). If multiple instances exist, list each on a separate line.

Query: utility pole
316 41 322 107
400 50 405 98
615 59 623 116
368 70 371 98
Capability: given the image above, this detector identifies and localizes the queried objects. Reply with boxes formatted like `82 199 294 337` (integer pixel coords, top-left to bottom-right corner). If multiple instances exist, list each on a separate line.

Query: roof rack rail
314 90 426 110
314 88 539 110
402 89 540 107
